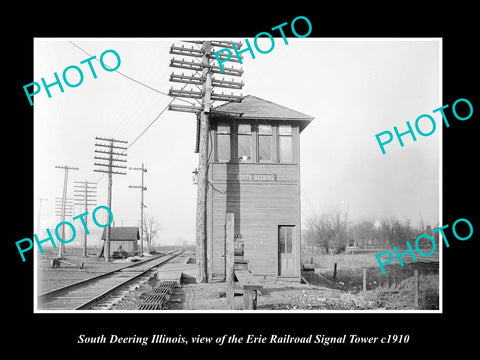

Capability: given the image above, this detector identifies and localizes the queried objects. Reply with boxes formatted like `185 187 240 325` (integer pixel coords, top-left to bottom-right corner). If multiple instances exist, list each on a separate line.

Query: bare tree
377 216 422 248
308 207 349 253
306 209 426 253
140 214 163 251
351 219 377 248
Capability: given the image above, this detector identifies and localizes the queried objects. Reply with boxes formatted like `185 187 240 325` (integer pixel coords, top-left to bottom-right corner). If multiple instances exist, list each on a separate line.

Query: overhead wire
68 40 193 106
69 40 195 165
66 40 200 185
68 39 318 226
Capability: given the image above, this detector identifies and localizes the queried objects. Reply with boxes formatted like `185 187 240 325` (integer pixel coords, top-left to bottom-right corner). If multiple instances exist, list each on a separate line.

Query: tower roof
211 95 314 131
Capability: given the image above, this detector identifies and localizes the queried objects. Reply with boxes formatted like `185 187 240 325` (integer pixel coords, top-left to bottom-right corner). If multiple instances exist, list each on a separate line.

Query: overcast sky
33 38 441 246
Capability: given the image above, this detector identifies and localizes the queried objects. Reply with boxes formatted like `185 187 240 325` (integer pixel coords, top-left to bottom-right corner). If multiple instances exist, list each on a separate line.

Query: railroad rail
38 250 184 310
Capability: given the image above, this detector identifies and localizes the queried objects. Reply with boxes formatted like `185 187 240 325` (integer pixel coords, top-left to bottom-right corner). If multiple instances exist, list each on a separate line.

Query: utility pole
55 196 73 257
55 197 73 257
37 198 48 235
168 40 244 283
55 165 79 258
74 181 97 257
94 137 128 262
129 163 147 255
55 197 73 217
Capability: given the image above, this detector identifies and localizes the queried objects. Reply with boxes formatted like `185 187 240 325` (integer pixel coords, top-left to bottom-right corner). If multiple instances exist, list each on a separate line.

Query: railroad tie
138 280 177 310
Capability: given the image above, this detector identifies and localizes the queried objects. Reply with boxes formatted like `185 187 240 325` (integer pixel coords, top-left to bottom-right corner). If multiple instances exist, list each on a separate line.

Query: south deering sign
235 174 276 181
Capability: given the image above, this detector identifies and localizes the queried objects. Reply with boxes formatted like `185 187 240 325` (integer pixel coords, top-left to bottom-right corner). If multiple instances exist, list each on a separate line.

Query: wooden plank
234 263 249 271
235 269 263 290
156 271 183 285
218 289 244 297
243 289 255 310
234 256 248 263
226 213 235 310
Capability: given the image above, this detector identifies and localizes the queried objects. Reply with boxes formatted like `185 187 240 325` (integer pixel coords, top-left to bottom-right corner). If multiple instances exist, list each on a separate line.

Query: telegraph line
80 39 317 217
66 41 206 187
93 72 204 186
68 41 194 106
67 39 319 257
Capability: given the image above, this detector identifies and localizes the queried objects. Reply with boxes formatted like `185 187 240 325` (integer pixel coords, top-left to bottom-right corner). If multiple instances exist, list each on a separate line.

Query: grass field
301 251 439 310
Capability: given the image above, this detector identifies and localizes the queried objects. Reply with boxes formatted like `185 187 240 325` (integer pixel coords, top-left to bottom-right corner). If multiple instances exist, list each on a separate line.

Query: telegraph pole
55 196 73 257
55 165 79 258
94 137 128 262
129 163 147 255
55 197 73 257
195 41 212 283
37 198 48 235
74 181 97 257
55 197 73 216
168 40 244 282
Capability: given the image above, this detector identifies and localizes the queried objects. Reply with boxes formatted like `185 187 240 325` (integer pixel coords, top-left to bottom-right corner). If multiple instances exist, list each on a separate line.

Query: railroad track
38 250 184 310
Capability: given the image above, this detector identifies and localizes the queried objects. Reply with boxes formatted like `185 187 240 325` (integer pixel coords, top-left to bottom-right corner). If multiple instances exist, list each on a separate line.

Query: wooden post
194 41 212 283
60 168 69 258
93 137 128 262
105 142 113 262
129 164 148 255
167 41 243 282
55 165 79 258
333 263 337 281
363 268 367 292
413 270 419 307
83 182 88 257
226 213 235 310
141 163 146 253
243 289 255 310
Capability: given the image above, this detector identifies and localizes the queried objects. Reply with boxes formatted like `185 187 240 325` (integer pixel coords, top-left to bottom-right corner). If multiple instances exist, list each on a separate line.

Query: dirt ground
36 247 439 311
112 276 382 311
37 247 138 294
166 275 435 311
114 271 434 311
